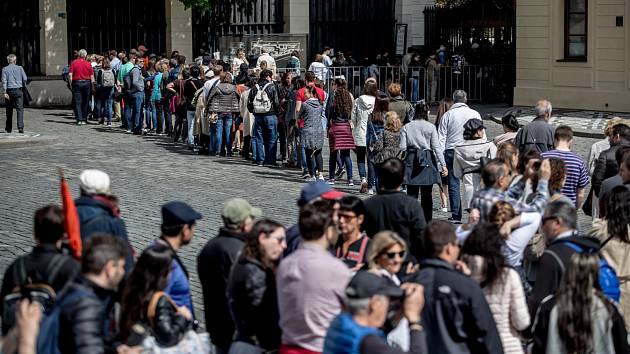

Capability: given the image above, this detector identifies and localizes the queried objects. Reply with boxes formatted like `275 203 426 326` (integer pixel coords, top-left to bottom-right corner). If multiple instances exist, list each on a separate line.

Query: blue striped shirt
541 149 590 205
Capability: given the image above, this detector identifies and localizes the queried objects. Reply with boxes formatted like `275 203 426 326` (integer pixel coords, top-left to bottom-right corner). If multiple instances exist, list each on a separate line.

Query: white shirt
308 62 328 81
437 102 482 151
322 54 333 67
202 77 220 100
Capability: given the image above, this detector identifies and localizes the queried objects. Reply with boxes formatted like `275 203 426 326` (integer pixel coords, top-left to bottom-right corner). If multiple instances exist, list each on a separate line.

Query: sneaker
347 180 354 186
360 180 368 194
368 188 375 195
106 122 112 127
335 168 346 179
125 130 132 134
317 175 325 182
327 179 335 185
18 129 23 134
305 176 316 182
300 170 310 178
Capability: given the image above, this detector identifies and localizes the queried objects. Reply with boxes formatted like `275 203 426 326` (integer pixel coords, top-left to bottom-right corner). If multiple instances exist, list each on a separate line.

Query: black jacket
527 234 601 318
149 294 192 347
75 196 134 273
197 227 249 349
227 256 281 351
409 258 504 354
532 294 629 354
514 117 555 154
592 140 630 197
59 276 118 354
0 244 80 334
247 79 281 116
363 190 426 259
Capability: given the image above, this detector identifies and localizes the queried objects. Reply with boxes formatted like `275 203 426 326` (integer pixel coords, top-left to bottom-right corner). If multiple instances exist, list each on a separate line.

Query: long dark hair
241 219 284 268
333 78 352 115
371 97 389 125
435 98 454 127
606 186 630 242
556 253 612 354
120 243 174 342
461 223 506 290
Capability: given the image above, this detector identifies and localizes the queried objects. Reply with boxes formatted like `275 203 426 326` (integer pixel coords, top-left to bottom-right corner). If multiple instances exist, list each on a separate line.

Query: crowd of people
2 44 630 354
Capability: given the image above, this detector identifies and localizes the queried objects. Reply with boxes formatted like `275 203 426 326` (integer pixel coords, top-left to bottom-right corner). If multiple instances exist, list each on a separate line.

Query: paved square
0 106 600 326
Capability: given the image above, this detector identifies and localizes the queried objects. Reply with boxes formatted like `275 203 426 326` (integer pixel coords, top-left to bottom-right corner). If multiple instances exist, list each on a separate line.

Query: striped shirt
541 149 590 205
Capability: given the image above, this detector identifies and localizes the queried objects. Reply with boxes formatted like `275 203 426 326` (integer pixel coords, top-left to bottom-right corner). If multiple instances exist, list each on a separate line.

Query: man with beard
154 201 202 317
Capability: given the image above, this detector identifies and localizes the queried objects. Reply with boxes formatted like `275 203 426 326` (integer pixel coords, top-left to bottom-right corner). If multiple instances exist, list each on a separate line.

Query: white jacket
437 103 482 151
351 95 375 147
240 89 253 137
453 138 497 178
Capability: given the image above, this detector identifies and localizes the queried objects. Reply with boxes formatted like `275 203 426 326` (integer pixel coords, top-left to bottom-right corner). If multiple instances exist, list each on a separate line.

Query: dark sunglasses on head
384 251 406 260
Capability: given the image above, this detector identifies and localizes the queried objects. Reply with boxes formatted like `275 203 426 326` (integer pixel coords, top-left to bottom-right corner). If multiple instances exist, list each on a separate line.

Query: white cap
79 169 111 195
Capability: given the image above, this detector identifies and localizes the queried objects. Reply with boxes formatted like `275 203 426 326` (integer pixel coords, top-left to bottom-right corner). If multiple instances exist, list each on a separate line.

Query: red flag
59 169 82 259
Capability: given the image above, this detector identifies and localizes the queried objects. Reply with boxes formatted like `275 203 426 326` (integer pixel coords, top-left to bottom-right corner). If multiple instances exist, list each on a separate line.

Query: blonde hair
385 111 402 133
367 231 407 269
387 83 401 97
488 201 516 226
604 117 630 136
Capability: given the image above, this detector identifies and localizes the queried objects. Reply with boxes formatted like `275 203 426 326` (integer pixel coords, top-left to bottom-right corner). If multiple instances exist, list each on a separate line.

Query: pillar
396 0 435 48
165 0 193 61
283 0 309 35
40 0 69 76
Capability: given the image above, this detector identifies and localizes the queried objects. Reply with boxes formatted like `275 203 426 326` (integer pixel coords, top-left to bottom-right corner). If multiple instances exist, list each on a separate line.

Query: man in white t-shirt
322 47 333 67
256 48 276 77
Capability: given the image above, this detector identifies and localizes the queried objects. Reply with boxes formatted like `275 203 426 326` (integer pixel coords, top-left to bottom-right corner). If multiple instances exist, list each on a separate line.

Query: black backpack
2 254 72 333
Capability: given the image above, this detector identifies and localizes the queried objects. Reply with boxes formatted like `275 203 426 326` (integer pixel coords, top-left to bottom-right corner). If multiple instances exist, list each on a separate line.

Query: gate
309 0 396 62
0 0 41 75
192 0 284 56
423 1 515 103
66 0 167 58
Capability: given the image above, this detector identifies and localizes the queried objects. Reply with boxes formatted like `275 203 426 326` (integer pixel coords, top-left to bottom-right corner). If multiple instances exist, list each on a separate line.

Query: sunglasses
384 251 406 260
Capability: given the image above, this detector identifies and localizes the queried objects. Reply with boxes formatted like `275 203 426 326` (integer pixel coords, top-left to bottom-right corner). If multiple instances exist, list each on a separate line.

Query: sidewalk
0 131 58 149
483 104 630 139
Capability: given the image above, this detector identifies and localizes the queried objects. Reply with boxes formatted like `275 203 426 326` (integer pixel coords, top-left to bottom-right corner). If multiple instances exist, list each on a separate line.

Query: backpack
36 288 94 354
2 254 72 332
101 69 115 88
61 65 70 83
191 88 205 109
252 83 273 114
545 238 620 302
123 67 138 91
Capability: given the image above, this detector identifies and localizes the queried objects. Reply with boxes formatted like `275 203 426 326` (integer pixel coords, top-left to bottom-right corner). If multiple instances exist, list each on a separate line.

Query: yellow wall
514 0 630 112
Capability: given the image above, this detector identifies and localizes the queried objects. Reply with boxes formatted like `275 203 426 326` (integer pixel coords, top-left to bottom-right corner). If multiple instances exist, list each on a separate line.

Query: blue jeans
130 91 144 134
145 99 155 130
211 113 233 155
95 87 114 123
444 149 462 220
329 150 353 181
253 114 278 164
355 146 367 180
150 100 162 132
368 160 378 189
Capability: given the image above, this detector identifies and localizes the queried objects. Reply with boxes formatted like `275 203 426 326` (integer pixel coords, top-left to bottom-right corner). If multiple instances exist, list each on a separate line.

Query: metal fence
277 64 514 104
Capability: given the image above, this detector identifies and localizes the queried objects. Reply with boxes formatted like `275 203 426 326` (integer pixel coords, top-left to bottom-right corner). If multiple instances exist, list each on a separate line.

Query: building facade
3 0 433 106
514 0 630 112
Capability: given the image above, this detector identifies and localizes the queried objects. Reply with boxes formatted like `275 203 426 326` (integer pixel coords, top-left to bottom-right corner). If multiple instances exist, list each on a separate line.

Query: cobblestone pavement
0 105 600 327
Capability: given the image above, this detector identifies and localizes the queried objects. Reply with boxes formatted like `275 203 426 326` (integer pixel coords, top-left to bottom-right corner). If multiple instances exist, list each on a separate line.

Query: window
565 0 587 60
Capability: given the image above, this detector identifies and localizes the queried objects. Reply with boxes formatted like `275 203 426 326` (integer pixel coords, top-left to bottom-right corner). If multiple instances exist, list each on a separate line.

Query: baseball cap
222 198 262 226
79 169 111 195
346 271 404 299
161 201 202 227
137 45 148 52
297 181 345 207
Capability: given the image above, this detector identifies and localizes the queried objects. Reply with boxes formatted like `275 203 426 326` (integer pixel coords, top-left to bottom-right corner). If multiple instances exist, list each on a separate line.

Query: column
165 0 193 61
283 0 309 35
40 0 69 76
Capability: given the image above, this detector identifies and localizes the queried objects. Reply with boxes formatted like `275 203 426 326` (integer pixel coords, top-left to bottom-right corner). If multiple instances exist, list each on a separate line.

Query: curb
483 115 605 139
0 134 59 149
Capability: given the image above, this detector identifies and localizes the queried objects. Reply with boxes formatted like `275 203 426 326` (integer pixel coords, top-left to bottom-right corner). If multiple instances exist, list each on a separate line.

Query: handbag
142 291 209 354
22 78 32 107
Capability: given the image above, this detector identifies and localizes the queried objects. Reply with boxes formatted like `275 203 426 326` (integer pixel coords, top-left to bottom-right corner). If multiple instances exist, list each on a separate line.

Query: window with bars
565 0 587 60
